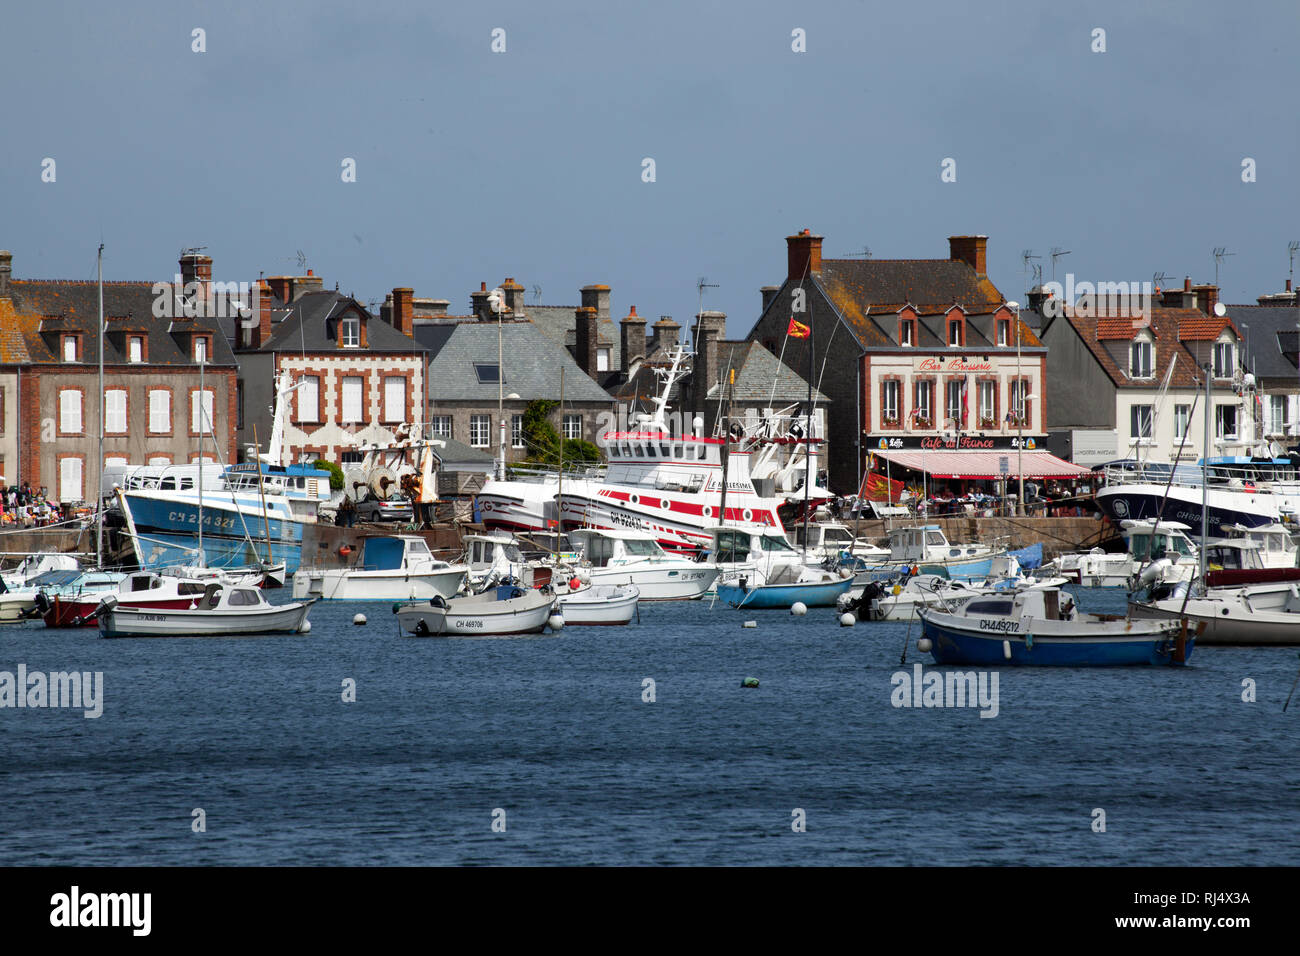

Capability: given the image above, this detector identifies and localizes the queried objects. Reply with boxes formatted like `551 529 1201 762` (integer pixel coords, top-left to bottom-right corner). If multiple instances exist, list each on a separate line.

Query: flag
863 471 905 503
961 378 969 427
787 317 810 339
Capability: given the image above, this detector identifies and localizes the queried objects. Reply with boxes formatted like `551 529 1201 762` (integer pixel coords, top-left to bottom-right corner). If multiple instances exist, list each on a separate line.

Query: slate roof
526 305 621 369
708 341 830 404
1062 306 1239 389
432 437 495 470
1225 304 1300 380
425 321 615 404
257 291 425 354
1 280 237 366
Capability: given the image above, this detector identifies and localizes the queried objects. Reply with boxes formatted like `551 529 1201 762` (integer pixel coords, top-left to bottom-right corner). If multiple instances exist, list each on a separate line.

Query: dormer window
997 319 1010 347
1213 340 1235 379
1130 338 1153 378
128 335 144 363
899 319 914 347
193 336 208 363
340 316 360 347
948 319 963 347
61 335 79 362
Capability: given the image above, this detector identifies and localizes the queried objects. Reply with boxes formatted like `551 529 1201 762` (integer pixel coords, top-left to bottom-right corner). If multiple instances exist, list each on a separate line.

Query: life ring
728 422 744 442
338 545 353 557
742 508 753 522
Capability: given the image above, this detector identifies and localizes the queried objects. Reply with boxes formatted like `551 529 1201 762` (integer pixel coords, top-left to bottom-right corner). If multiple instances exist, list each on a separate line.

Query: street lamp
487 287 506 479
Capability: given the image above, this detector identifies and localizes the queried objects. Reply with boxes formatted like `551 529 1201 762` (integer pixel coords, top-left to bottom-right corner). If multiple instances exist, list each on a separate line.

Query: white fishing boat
292 535 466 601
843 573 985 622
568 528 718 600
790 521 889 566
394 584 556 636
99 583 315 638
705 526 809 590
1047 519 1198 588
555 581 639 625
461 532 554 589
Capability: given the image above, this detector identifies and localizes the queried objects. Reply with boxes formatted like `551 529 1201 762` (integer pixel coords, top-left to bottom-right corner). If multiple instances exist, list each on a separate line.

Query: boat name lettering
978 619 1021 633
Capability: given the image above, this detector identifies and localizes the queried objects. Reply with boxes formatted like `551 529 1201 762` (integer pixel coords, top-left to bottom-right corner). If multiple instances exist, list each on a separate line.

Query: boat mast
1200 361 1210 582
252 424 274 567
556 366 563 562
96 243 104 569
197 355 204 567
801 319 814 559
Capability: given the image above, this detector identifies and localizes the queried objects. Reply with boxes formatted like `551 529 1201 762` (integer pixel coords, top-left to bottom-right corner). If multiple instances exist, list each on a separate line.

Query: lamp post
487 287 506 480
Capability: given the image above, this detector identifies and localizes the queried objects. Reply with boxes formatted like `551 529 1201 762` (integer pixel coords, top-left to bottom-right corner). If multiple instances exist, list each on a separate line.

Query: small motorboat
7 568 127 624
292 535 466 601
99 583 315 638
394 583 557 636
555 579 639 626
842 573 984 622
920 588 1191 666
715 565 854 609
40 570 212 628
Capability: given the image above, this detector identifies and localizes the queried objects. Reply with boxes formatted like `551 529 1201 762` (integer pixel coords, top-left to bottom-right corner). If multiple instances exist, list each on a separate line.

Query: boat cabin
569 528 671 567
462 534 525 572
708 527 798 565
355 535 442 572
1202 540 1266 572
1120 520 1197 562
963 588 1076 622
886 525 989 562
1219 523 1297 567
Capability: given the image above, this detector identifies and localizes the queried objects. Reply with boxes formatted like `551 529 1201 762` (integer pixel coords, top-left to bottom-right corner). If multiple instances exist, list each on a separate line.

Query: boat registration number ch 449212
978 619 1022 633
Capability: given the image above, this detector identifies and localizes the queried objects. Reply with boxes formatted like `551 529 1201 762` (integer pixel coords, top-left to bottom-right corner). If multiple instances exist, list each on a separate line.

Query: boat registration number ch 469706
978 619 1022 633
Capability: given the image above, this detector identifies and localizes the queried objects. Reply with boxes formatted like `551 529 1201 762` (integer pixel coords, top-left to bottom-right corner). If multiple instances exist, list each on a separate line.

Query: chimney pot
0 250 11 299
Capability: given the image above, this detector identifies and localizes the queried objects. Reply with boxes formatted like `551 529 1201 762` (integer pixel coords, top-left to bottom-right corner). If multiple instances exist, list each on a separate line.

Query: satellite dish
1214 302 1227 317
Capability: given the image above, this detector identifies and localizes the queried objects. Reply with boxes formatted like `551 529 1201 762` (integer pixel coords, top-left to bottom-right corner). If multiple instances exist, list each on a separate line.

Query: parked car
355 496 414 522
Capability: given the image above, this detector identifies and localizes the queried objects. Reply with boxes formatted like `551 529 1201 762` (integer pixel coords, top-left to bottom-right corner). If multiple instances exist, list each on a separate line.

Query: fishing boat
99 583 315 638
1130 576 1300 646
789 521 890 565
705 526 811 590
568 528 718 600
554 581 639 625
393 584 556 636
38 570 213 628
715 564 853 609
1047 519 1199 588
919 588 1191 666
844 573 984 622
462 532 553 589
291 535 467 601
6 568 127 625
852 525 1011 583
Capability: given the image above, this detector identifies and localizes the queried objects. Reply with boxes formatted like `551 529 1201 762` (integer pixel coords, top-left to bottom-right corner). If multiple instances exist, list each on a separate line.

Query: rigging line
769 256 812 409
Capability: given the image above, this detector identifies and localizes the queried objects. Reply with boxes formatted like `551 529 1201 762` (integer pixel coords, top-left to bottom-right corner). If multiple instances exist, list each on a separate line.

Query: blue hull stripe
922 618 1191 666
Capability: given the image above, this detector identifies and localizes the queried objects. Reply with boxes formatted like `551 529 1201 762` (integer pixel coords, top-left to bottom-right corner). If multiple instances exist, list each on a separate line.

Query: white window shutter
384 377 404 422
60 457 83 503
106 389 127 433
342 377 363 422
60 390 82 433
300 376 319 423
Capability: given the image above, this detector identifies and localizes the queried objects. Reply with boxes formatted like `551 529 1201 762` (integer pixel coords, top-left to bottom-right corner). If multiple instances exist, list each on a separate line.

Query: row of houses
2 230 1296 505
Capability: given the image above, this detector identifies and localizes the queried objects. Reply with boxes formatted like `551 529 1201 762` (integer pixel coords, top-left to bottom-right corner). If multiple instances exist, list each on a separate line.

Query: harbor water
1 586 1297 866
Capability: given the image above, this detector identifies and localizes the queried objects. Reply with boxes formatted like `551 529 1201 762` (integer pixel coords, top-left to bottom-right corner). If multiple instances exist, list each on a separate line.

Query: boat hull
291 566 466 601
100 601 315 638
585 564 718 601
1131 595 1300 646
121 493 306 573
717 576 854 609
920 612 1189 666
1096 483 1277 537
395 592 556 636
556 586 638 625
42 594 200 629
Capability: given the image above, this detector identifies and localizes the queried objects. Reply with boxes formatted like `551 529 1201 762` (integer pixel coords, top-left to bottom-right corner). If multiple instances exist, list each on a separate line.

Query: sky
3 0 1298 337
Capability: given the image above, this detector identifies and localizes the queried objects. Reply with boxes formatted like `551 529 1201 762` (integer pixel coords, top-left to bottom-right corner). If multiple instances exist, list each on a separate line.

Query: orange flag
787 317 810 338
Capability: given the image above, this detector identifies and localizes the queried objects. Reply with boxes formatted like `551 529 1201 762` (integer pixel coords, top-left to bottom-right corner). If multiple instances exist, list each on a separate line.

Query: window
563 414 582 440
470 414 490 448
945 380 963 426
512 415 524 448
997 320 1010 347
148 389 171 434
1269 395 1287 435
59 389 82 434
383 376 405 423
899 321 914 347
474 364 502 384
193 337 208 363
62 336 77 362
1216 404 1238 440
104 456 128 470
881 380 900 423
340 316 360 347
597 348 610 372
913 381 933 424
341 376 363 423
1130 339 1153 378
1010 380 1031 424
104 388 127 434
430 416 452 438
948 320 963 347
1213 341 1235 379
191 389 214 434
147 455 172 467
59 457 83 504
1174 404 1191 440
977 380 996 425
297 375 319 423
1130 404 1154 441
128 336 144 363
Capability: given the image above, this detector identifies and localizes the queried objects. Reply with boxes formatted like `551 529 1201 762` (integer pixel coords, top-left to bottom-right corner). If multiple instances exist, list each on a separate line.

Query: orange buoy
338 545 353 557
569 576 582 590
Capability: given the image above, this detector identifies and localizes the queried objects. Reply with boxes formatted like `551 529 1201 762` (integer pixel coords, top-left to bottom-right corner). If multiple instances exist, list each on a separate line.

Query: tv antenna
281 250 308 272
531 284 542 303
1022 250 1043 287
840 246 872 259
1213 247 1235 287
693 276 720 354
1152 271 1173 293
180 245 208 258
1288 241 1299 281
1050 247 1071 282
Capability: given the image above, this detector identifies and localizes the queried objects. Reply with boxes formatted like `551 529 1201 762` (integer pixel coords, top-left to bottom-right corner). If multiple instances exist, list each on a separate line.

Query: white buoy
300 620 312 633
353 613 367 625
1003 639 1012 660
548 614 565 631
791 602 808 616
917 637 932 653
840 613 855 627
742 620 757 628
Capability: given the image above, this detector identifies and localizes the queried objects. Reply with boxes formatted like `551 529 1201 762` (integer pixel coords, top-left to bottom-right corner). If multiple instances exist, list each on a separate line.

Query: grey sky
3 0 1297 337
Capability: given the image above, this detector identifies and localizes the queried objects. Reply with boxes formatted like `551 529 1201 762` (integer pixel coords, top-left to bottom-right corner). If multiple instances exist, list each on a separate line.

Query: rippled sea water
2 586 1298 866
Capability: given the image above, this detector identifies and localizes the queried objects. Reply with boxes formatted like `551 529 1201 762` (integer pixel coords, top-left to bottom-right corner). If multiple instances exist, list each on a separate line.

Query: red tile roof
1062 307 1238 388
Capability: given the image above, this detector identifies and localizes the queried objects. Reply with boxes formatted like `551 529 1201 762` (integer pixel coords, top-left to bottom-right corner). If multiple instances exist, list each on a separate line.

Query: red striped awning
872 448 1090 479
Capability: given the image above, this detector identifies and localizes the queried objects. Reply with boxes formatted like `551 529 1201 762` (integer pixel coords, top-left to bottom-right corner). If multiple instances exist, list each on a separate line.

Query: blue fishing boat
919 588 1192 666
716 568 854 609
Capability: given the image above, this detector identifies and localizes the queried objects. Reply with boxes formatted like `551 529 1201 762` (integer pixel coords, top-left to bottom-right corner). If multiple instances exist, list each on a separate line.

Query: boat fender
1002 640 1012 660
1025 633 1034 650
917 637 933 653
569 576 582 590
391 603 402 614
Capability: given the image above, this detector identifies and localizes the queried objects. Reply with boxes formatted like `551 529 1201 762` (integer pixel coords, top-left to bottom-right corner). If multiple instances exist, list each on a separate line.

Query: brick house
1224 280 1300 443
0 249 238 504
226 267 426 466
744 230 1045 493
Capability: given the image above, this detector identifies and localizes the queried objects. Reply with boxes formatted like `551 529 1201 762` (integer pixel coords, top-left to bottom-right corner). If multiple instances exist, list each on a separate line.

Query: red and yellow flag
787 317 810 339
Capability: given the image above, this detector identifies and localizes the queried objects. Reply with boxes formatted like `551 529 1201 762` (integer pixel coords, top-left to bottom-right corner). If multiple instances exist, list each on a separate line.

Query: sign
1069 429 1118 467
999 456 1009 476
871 434 1047 452
916 357 993 373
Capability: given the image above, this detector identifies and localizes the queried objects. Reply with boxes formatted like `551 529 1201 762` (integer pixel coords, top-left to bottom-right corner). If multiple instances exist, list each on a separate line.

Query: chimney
620 305 646 374
575 306 599 376
786 229 823 281
1026 285 1050 315
392 287 414 337
290 269 323 302
0 250 11 299
760 285 779 314
948 235 988 276
651 316 681 354
502 277 525 316
245 279 273 349
692 316 724 411
1192 284 1219 317
580 284 611 323
266 276 292 305
471 282 491 321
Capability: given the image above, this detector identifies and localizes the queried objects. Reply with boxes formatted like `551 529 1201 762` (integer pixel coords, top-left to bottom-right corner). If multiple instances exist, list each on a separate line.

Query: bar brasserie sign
915 357 994 372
